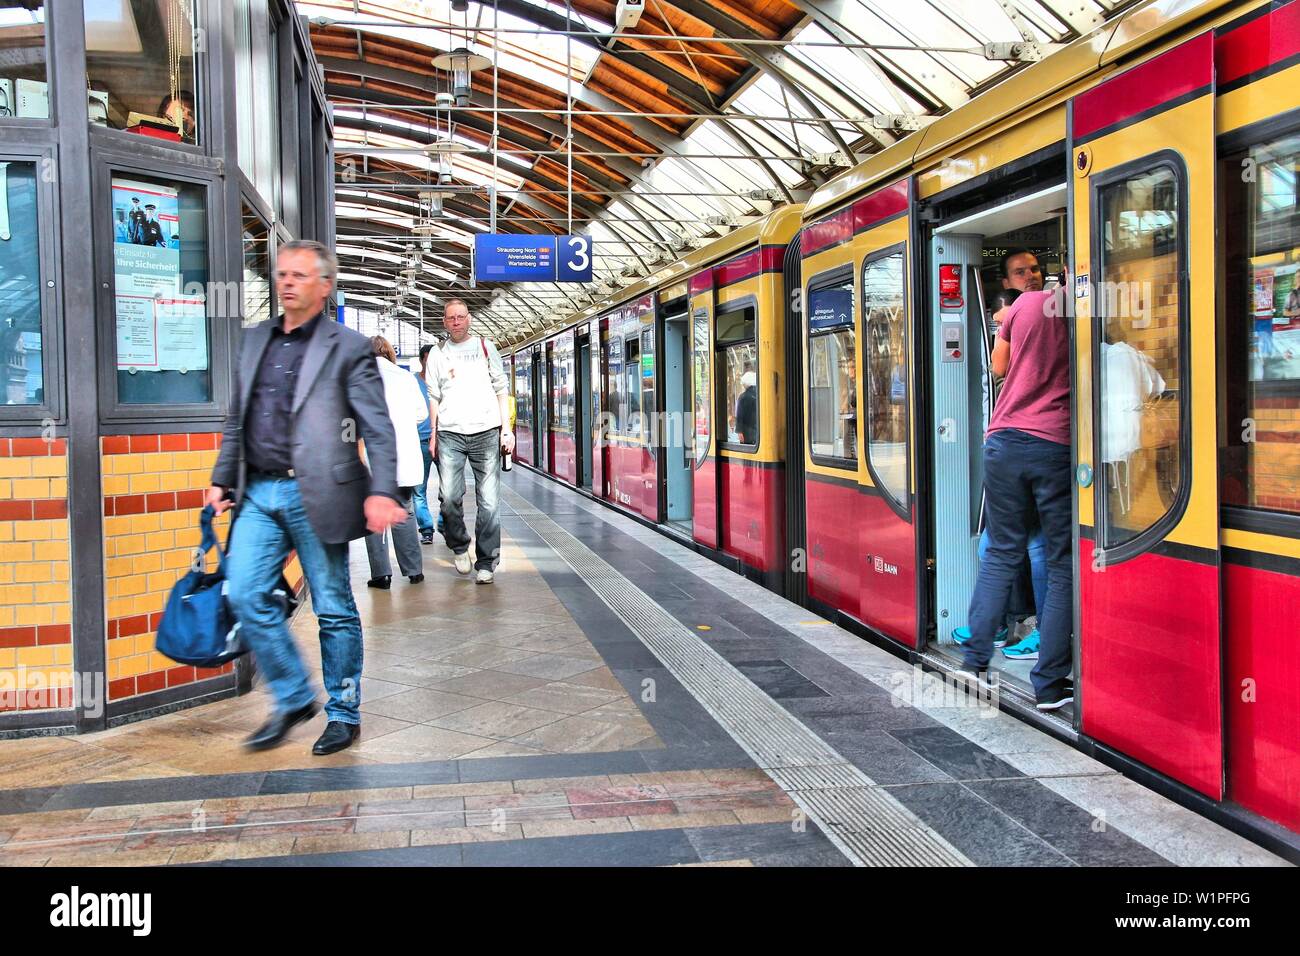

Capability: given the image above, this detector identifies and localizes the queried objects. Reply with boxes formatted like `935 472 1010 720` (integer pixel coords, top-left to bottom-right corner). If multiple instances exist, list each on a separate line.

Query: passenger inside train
929 190 1077 699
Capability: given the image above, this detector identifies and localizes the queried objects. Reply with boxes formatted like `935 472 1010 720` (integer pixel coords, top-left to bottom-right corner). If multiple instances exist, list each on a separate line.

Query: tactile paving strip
504 487 971 867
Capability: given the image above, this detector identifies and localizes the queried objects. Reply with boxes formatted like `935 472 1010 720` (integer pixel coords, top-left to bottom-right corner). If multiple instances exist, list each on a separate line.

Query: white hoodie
373 356 429 488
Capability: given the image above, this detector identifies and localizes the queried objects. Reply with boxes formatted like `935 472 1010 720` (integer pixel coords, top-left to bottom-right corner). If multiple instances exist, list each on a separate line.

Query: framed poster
111 176 208 373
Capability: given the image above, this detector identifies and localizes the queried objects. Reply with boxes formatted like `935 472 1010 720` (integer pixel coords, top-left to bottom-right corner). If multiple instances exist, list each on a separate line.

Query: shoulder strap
480 336 489 360
199 505 227 572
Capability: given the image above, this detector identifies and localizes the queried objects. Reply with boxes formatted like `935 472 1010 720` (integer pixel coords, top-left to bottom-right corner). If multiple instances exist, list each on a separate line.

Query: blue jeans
412 442 436 534
965 429 1073 698
977 526 1047 620
438 428 501 571
226 475 363 724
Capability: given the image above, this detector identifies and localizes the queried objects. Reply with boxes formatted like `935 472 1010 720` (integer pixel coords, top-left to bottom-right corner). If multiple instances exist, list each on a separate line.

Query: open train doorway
924 180 1072 699
662 307 693 534
577 331 593 491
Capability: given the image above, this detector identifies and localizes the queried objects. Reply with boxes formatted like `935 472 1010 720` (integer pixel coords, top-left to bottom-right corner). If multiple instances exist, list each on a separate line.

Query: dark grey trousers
365 487 423 579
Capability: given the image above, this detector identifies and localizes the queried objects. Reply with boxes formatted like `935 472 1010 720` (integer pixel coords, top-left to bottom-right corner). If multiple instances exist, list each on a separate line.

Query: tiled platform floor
0 470 1291 867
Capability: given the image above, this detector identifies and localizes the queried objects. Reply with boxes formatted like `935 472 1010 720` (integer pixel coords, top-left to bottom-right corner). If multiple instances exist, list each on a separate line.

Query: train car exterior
797 0 1300 844
509 205 801 585
505 0 1300 852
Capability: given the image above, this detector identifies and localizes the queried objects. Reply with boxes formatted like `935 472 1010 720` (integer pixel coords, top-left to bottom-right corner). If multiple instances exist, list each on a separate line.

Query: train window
625 337 641 437
693 307 710 464
717 308 755 343
513 361 530 427
1221 130 1300 518
608 335 624 434
718 304 758 448
862 249 908 512
1094 158 1186 551
640 327 655 441
807 272 857 465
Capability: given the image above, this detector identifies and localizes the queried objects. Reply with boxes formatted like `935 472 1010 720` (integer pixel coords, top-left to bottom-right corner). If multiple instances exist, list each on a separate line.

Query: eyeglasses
275 271 321 282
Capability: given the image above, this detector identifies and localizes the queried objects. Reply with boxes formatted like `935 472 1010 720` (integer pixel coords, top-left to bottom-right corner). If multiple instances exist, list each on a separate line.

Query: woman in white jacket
365 336 428 588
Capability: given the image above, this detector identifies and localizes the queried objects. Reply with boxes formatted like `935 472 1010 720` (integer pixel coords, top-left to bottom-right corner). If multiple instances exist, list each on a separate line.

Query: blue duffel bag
156 505 297 669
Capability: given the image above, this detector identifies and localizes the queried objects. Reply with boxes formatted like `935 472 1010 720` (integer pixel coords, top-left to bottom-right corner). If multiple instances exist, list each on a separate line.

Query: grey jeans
438 428 501 571
365 487 423 579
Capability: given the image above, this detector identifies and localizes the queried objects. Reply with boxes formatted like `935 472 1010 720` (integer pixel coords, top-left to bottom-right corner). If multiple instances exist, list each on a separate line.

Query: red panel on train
607 443 656 521
856 493 918 648
806 476 861 618
1079 538 1223 799
515 425 533 465
852 181 908 233
720 459 783 573
1073 32 1214 141
693 456 718 549
551 432 577 484
1215 0 1300 86
801 208 853 256
1225 560 1300 832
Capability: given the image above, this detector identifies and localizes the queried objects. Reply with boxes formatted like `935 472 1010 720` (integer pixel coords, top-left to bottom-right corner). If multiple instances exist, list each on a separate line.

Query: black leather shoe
312 721 360 755
367 576 391 589
408 573 424 583
244 702 318 751
420 531 434 545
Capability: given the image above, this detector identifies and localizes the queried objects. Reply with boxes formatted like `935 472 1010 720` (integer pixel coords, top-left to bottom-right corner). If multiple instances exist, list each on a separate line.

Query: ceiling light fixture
431 48 491 107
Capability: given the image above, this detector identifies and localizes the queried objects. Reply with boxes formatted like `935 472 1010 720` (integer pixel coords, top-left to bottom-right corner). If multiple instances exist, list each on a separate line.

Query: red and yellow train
506 0 1300 851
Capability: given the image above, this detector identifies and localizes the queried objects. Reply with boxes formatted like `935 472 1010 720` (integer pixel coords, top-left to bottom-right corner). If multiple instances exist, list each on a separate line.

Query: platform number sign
474 233 594 283
557 235 593 282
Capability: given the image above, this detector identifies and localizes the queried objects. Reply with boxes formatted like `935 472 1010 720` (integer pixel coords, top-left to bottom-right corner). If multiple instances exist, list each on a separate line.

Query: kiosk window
1221 131 1300 517
0 3 48 119
86 0 200 144
0 161 46 407
111 173 212 405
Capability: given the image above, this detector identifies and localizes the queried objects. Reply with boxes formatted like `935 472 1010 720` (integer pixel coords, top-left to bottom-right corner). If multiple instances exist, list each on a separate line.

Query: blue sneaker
952 625 1009 648
1001 630 1040 660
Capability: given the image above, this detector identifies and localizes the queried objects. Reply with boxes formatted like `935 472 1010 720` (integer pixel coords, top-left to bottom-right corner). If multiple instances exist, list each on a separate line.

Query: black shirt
245 313 321 473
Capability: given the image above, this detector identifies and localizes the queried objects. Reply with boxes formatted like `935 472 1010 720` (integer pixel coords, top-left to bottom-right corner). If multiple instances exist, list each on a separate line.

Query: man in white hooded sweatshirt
426 299 515 584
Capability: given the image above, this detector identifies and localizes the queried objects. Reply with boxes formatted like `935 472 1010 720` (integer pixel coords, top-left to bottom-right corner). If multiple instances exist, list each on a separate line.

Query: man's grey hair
279 240 338 286
443 297 470 314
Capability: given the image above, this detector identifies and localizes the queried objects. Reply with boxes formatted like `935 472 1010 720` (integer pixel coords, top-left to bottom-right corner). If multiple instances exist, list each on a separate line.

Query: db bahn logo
866 554 898 576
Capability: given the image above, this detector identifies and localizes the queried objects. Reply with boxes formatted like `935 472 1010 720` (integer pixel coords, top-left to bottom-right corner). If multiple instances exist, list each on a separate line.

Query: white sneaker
475 569 494 585
454 552 471 575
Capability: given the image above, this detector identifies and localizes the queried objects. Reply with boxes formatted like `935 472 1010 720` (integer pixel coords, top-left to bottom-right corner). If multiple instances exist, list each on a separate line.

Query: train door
1070 33 1222 798
577 329 592 491
662 306 694 534
689 272 720 548
531 349 547 473
545 341 557 476
924 176 1070 687
850 184 917 647
928 232 987 651
594 319 607 497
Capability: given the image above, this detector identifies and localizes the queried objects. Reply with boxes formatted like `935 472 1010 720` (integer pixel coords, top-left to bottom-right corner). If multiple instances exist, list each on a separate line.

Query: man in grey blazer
207 240 406 755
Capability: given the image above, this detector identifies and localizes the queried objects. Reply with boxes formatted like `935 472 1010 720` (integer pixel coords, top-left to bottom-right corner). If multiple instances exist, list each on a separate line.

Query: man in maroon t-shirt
963 280 1075 711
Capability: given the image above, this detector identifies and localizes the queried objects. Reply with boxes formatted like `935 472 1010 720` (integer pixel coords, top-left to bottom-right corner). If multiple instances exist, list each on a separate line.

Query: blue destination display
474 233 594 283
808 286 853 330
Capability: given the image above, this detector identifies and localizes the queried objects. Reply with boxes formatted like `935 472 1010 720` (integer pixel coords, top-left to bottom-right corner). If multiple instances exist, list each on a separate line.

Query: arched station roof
300 0 1131 346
